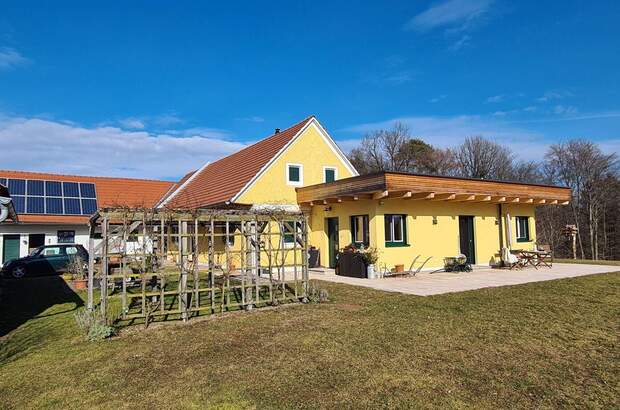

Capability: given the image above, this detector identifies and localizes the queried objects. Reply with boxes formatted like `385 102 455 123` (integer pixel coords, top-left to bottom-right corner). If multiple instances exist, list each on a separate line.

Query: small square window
324 168 336 183
57 230 75 244
286 164 303 186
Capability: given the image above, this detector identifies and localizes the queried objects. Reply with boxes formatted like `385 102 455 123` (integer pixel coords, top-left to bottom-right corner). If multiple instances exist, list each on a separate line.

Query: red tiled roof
164 116 315 209
0 170 175 224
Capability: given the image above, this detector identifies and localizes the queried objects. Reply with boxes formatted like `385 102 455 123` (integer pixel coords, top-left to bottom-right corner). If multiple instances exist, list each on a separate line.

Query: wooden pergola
87 207 310 326
296 172 572 206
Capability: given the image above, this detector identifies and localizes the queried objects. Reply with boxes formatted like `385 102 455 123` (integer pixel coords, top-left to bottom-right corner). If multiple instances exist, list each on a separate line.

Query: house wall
309 198 538 270
0 223 92 265
236 123 356 205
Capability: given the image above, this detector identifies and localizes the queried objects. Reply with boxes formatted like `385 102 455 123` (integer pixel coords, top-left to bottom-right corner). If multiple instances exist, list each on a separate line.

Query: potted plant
360 247 379 279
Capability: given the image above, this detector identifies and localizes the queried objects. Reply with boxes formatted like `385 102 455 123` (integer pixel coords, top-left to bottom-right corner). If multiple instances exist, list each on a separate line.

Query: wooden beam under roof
372 190 389 200
455 194 476 201
430 193 456 201
295 171 571 205
404 192 435 200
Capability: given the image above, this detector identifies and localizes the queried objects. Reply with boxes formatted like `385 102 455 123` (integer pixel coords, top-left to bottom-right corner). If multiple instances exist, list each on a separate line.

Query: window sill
385 242 410 248
516 238 532 243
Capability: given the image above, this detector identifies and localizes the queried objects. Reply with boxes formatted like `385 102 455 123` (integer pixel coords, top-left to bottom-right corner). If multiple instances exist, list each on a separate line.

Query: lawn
1 272 619 409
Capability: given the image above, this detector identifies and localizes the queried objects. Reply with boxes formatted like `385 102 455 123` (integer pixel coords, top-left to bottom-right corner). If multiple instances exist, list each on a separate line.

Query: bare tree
544 140 618 259
453 136 515 180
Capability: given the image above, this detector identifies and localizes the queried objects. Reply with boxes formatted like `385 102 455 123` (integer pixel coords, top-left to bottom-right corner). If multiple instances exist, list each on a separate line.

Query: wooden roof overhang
296 172 571 207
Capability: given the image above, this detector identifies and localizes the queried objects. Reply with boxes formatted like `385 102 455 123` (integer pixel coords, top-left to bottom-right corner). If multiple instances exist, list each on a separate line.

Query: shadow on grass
0 275 84 337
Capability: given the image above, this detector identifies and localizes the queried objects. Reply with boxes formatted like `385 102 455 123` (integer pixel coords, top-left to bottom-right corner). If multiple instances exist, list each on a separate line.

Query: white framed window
384 214 407 246
286 163 304 186
323 166 338 183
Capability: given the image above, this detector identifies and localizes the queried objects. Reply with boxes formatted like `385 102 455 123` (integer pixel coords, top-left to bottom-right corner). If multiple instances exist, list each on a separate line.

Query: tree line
348 122 620 260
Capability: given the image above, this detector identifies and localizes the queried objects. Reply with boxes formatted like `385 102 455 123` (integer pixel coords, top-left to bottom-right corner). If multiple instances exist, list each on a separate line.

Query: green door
459 216 476 264
2 235 20 264
326 218 339 269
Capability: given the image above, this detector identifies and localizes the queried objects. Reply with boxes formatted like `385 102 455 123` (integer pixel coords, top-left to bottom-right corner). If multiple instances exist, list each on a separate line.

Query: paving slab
309 263 618 296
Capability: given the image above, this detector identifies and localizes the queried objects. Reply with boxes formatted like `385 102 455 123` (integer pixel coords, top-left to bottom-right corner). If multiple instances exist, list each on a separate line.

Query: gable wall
235 123 355 205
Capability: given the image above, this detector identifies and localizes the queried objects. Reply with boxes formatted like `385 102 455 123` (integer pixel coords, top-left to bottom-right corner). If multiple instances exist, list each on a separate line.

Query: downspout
497 203 504 250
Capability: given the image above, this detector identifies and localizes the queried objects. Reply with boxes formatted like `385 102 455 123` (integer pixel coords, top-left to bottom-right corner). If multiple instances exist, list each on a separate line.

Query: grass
1 272 619 409
555 258 620 266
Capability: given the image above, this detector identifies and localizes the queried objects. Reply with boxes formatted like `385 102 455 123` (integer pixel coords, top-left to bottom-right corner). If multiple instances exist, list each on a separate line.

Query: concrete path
309 263 618 296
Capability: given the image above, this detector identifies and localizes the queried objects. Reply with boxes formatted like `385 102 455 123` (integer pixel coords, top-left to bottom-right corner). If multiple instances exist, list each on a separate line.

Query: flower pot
395 264 404 273
72 279 88 290
367 264 375 279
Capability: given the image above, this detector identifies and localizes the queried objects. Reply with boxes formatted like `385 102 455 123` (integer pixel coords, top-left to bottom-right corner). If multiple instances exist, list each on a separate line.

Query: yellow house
159 115 571 272
297 172 571 270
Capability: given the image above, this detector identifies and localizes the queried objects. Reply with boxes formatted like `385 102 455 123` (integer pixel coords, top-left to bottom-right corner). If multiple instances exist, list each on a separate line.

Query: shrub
74 309 116 342
308 281 329 303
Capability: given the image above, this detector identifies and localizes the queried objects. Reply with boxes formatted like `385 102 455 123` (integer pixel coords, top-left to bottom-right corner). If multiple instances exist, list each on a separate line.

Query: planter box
336 251 367 278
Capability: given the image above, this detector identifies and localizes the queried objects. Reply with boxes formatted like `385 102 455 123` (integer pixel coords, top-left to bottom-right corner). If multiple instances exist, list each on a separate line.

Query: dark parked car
1 244 89 279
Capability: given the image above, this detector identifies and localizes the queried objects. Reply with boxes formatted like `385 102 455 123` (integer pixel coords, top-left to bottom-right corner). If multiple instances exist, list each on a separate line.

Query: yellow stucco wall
310 198 538 270
236 123 355 205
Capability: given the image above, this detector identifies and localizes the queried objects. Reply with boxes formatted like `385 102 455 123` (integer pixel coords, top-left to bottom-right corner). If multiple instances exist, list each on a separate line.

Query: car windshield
30 247 44 257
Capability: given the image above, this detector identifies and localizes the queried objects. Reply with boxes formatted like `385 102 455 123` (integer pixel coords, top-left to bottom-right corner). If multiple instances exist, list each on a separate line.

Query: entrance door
326 217 339 268
28 234 45 254
2 235 20 264
459 216 476 264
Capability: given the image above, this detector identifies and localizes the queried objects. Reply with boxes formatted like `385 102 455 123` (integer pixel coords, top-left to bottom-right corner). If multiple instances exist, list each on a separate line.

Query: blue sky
0 0 619 180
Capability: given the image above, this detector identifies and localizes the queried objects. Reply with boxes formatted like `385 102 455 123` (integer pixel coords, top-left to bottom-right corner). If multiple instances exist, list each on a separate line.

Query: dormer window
286 163 303 186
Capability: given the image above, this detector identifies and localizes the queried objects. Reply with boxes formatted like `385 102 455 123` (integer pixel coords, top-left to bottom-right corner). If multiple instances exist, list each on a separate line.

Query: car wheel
11 265 27 279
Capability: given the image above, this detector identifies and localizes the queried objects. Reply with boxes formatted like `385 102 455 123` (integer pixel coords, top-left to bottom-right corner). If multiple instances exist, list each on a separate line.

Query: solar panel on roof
63 182 80 197
27 180 44 196
8 179 25 195
45 197 63 214
27 196 45 213
80 183 96 198
12 195 25 213
1 177 99 216
81 199 97 214
64 198 81 215
45 181 62 196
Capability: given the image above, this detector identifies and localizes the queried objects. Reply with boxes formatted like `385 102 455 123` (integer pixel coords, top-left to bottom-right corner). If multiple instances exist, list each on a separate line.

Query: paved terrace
309 263 618 296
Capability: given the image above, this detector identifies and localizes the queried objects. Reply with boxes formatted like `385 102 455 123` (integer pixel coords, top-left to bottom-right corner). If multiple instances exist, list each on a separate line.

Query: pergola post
87 221 96 310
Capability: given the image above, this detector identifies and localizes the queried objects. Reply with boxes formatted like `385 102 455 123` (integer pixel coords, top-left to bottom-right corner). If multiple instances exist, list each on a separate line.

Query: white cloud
404 0 494 32
429 94 447 103
553 105 578 115
237 116 265 123
486 94 504 103
118 117 146 129
536 90 573 102
0 47 29 70
153 113 184 127
0 115 245 179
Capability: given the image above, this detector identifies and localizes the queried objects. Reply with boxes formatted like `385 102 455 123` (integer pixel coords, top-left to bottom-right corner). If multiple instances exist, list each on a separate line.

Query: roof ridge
203 115 315 169
0 169 172 183
161 115 315 208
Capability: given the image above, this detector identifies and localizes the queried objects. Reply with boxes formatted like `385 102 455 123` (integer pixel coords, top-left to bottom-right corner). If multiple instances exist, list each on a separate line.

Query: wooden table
512 250 553 269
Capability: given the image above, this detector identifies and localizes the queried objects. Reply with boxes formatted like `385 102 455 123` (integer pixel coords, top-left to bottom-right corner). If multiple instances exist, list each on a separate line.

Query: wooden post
194 218 199 311
87 222 95 310
572 231 577 260
302 215 309 302
100 217 109 317
209 217 215 313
